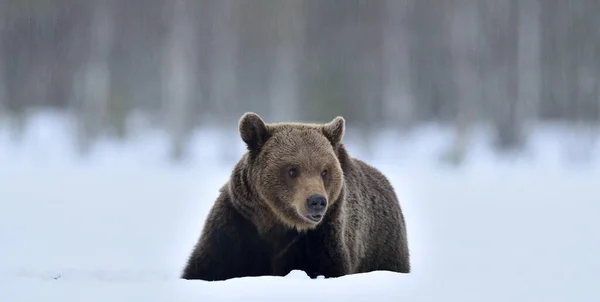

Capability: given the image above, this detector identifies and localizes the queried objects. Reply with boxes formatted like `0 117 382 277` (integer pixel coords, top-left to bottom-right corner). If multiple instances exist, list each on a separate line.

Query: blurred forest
0 0 599 163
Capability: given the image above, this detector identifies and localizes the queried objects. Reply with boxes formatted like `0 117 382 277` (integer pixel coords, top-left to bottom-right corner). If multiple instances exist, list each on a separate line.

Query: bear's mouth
307 214 322 222
298 211 324 224
291 207 325 226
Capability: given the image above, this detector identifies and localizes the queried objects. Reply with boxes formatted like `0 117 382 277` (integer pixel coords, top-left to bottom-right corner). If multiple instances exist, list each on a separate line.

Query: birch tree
269 0 305 122
480 0 524 154
442 0 481 165
0 16 6 119
210 0 238 116
382 0 413 131
210 0 240 162
517 0 541 132
73 1 114 155
562 0 599 163
163 0 197 162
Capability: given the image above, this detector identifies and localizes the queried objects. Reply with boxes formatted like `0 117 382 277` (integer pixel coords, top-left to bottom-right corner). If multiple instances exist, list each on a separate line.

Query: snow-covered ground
0 112 599 301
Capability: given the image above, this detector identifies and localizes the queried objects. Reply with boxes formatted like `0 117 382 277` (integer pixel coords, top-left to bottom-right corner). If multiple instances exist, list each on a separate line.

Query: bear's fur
181 112 410 281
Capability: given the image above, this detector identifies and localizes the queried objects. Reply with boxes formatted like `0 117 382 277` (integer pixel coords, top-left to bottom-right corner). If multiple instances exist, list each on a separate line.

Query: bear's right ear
239 112 270 152
323 116 345 147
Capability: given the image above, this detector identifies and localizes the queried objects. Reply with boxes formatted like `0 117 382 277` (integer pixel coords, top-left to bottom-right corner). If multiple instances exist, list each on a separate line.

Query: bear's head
238 112 345 231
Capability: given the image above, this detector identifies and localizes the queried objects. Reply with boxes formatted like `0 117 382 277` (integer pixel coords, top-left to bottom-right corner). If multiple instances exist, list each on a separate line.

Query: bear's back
341 156 409 271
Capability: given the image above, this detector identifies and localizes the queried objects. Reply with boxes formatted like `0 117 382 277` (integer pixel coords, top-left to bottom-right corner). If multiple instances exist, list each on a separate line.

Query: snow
0 112 599 301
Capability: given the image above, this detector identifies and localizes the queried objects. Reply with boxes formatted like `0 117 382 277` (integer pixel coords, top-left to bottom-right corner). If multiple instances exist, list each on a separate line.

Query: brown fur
181 112 410 281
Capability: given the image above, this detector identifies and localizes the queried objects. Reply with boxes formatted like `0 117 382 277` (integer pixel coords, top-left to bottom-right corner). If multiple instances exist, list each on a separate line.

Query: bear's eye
321 169 328 178
288 167 299 178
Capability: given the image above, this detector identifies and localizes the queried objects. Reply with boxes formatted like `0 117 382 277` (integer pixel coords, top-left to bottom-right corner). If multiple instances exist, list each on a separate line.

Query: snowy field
0 112 599 301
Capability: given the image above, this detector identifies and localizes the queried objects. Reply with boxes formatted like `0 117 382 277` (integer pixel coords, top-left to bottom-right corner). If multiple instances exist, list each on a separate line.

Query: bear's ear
323 116 345 146
239 112 270 152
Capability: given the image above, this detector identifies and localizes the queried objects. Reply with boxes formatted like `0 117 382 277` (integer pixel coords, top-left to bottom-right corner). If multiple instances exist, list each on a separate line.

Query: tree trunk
269 0 305 122
382 0 413 131
73 1 114 155
0 19 6 119
487 0 524 154
0 29 8 119
563 0 599 164
210 0 240 163
163 0 197 162
517 0 541 130
441 0 479 166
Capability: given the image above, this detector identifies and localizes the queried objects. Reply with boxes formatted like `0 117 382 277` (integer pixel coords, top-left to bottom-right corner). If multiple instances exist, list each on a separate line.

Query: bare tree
210 0 240 162
479 0 524 153
268 0 305 122
517 0 541 130
72 1 114 155
562 0 599 163
382 0 413 131
162 0 197 162
0 17 6 117
442 0 482 165
210 0 239 119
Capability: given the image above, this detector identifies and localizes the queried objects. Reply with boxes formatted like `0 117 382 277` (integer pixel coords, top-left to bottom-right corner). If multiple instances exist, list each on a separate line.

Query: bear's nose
306 194 327 213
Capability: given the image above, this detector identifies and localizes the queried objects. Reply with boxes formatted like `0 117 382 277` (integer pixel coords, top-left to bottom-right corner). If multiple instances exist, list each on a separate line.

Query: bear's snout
306 194 327 221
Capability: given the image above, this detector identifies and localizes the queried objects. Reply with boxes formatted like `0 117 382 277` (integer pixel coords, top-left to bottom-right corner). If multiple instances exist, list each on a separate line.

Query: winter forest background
1 0 599 164
1 0 600 300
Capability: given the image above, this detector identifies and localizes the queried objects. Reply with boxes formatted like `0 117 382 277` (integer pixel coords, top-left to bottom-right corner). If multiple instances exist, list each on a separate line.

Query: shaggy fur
181 112 410 281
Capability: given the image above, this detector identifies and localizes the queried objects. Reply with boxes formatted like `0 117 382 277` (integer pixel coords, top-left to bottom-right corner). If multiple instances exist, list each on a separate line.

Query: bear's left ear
239 112 270 152
323 116 345 147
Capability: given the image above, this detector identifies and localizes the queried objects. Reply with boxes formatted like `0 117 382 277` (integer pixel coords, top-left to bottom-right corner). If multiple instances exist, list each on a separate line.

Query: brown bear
181 112 410 281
